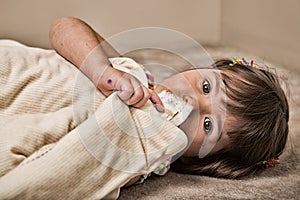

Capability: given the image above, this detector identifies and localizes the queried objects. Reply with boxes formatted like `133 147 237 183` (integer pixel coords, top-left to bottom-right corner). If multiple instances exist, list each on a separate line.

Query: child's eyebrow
212 70 227 106
215 114 223 143
216 130 223 143
213 71 222 92
213 91 226 145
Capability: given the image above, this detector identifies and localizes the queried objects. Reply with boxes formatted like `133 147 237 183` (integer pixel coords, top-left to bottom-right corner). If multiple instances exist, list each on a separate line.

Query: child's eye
202 80 211 95
204 117 212 134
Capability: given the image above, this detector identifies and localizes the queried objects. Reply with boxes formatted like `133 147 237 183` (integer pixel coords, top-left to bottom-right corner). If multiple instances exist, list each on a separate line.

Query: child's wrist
95 65 123 91
91 64 113 86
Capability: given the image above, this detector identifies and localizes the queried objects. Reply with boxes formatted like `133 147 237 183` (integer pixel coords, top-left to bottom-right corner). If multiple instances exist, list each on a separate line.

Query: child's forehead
189 68 228 158
186 68 222 80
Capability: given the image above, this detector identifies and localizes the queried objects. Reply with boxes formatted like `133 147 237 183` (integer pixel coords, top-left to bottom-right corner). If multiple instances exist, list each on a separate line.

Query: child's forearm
49 17 164 110
95 31 121 58
49 17 114 85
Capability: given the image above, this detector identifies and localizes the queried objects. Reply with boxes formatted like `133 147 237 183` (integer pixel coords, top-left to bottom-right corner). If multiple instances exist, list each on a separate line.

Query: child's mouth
158 90 193 126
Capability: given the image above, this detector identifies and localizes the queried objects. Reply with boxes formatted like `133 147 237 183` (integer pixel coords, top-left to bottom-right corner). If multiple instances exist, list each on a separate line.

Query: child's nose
183 95 194 107
183 95 210 113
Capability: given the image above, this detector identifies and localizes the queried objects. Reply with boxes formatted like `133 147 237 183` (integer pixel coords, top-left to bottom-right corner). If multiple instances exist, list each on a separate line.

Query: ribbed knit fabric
0 45 187 199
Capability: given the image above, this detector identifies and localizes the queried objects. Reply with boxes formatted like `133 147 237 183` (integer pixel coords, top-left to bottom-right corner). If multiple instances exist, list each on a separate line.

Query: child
50 19 289 178
50 17 289 179
49 17 225 181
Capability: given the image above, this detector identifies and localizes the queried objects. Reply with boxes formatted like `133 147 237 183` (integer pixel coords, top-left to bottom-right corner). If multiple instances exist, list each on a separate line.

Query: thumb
149 90 164 113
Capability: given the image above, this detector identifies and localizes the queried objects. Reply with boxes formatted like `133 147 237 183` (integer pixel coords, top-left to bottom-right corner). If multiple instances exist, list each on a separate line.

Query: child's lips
157 90 193 126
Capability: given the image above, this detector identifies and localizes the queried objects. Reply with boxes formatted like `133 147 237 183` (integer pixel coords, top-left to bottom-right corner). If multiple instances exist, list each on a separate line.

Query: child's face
155 68 228 158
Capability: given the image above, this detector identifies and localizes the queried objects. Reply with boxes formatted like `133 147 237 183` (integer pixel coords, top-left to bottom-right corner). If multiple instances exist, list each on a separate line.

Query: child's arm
49 17 163 110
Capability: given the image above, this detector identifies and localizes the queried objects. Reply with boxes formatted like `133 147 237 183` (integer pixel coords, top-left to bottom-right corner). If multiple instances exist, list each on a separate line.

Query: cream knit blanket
0 44 187 199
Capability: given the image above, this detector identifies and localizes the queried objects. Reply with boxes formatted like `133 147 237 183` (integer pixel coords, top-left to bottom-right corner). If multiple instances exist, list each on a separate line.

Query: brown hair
171 59 289 179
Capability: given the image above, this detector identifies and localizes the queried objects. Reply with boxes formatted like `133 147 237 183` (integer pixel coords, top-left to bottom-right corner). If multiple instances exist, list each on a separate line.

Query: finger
149 90 165 113
123 77 146 105
116 79 134 101
131 86 151 108
127 84 146 106
117 88 134 102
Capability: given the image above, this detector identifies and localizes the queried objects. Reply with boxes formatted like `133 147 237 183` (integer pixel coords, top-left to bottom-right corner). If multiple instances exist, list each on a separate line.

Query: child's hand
96 67 164 112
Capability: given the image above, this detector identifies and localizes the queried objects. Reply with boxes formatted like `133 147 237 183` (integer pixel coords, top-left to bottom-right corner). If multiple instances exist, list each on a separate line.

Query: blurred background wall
221 0 300 73
0 0 299 70
0 0 221 48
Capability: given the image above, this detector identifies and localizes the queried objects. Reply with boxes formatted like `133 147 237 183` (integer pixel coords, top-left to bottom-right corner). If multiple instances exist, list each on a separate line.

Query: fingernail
155 104 165 113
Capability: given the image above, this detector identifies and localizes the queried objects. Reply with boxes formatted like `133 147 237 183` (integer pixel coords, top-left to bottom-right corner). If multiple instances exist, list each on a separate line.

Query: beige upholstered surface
119 46 300 199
